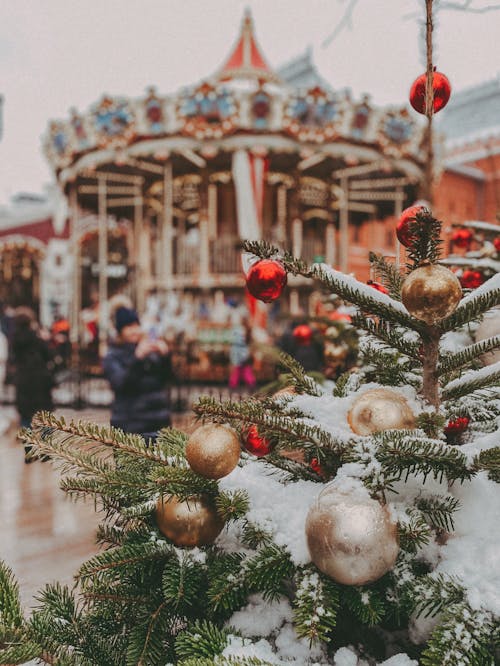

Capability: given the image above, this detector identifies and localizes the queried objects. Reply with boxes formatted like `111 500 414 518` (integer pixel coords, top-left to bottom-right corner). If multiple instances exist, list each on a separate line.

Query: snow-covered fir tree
1 209 499 666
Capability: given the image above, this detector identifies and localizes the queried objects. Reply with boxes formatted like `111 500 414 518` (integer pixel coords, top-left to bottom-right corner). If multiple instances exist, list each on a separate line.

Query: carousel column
161 161 174 291
394 185 404 267
199 171 210 286
97 177 108 358
69 186 81 346
276 184 287 245
134 190 146 314
339 176 349 273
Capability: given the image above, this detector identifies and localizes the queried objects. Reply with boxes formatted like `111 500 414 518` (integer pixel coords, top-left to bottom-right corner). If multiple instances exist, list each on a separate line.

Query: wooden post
134 191 145 314
69 186 80 346
97 177 108 358
162 161 173 290
339 176 349 273
326 222 335 266
199 170 210 285
277 184 287 244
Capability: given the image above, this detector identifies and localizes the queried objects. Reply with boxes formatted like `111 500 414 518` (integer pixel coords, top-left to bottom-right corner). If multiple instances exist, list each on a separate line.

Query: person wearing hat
103 306 174 439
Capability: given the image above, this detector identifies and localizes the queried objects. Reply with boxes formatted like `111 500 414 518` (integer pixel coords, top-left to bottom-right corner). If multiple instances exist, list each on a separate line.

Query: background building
1 13 498 340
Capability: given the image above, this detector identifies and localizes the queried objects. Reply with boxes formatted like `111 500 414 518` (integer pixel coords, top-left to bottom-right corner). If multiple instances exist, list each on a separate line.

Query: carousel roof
215 9 281 84
43 11 426 184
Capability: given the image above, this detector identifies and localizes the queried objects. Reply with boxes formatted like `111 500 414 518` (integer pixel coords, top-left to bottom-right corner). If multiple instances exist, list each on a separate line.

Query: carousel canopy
43 10 425 186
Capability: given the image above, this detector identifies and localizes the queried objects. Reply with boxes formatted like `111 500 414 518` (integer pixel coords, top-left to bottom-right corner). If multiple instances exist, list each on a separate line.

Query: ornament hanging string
423 0 435 204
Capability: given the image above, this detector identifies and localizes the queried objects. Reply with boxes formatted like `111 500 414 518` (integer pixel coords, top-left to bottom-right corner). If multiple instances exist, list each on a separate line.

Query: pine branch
241 522 273 550
152 466 220 501
125 601 170 666
0 642 46 665
437 336 500 375
421 603 497 665
206 552 247 616
241 239 284 261
179 657 274 666
215 490 250 523
472 447 500 482
0 561 24 631
245 545 294 602
175 620 230 660
442 362 500 400
77 542 174 585
277 351 322 396
193 396 350 460
368 252 404 300
332 371 354 397
416 494 461 531
404 574 465 619
406 210 443 269
439 275 500 331
352 317 421 360
342 587 387 627
397 509 432 554
30 412 171 466
293 565 339 643
374 431 473 483
162 552 206 616
312 264 426 331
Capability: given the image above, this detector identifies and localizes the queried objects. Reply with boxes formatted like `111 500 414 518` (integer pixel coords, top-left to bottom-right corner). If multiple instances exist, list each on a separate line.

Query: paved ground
0 406 197 614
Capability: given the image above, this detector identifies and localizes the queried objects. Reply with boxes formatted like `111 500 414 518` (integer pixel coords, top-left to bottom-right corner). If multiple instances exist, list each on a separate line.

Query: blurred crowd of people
0 290 357 461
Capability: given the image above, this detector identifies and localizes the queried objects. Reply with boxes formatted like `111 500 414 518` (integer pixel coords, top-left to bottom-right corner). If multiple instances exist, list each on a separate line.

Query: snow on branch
437 335 500 375
310 264 424 332
440 273 500 331
442 361 500 400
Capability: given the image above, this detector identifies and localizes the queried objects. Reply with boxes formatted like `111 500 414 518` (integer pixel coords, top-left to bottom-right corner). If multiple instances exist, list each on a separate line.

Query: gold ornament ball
306 486 399 585
156 495 224 547
186 423 240 479
401 263 462 325
475 308 500 366
347 388 415 436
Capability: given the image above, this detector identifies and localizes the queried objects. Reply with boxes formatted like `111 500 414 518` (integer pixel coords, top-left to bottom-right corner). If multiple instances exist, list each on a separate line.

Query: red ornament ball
243 425 272 457
367 280 389 295
396 205 426 248
293 324 313 345
246 259 287 303
460 270 484 290
444 416 469 435
452 228 473 249
409 71 451 115
310 457 325 476
494 237 500 252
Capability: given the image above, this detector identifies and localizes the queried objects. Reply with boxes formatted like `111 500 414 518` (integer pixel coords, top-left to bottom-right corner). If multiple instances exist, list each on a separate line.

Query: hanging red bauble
293 324 313 345
460 270 484 290
444 416 469 435
246 259 287 303
409 71 451 115
451 228 473 249
310 457 325 476
396 205 426 248
243 425 272 457
329 311 352 323
494 237 500 252
367 280 389 295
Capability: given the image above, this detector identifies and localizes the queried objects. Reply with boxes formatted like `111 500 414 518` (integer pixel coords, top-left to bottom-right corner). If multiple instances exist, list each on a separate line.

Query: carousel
44 10 426 350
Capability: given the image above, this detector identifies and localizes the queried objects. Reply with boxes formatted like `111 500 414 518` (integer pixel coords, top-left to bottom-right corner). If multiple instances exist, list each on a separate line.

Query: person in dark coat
11 308 55 461
103 307 174 440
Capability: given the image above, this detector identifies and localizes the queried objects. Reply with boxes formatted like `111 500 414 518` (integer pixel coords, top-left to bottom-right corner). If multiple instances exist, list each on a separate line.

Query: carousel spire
214 8 282 84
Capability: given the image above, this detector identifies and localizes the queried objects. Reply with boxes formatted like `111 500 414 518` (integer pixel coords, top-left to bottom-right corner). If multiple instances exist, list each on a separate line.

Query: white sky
0 0 499 203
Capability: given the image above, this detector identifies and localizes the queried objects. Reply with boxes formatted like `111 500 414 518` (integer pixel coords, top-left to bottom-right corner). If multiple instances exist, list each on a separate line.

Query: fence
0 372 253 414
